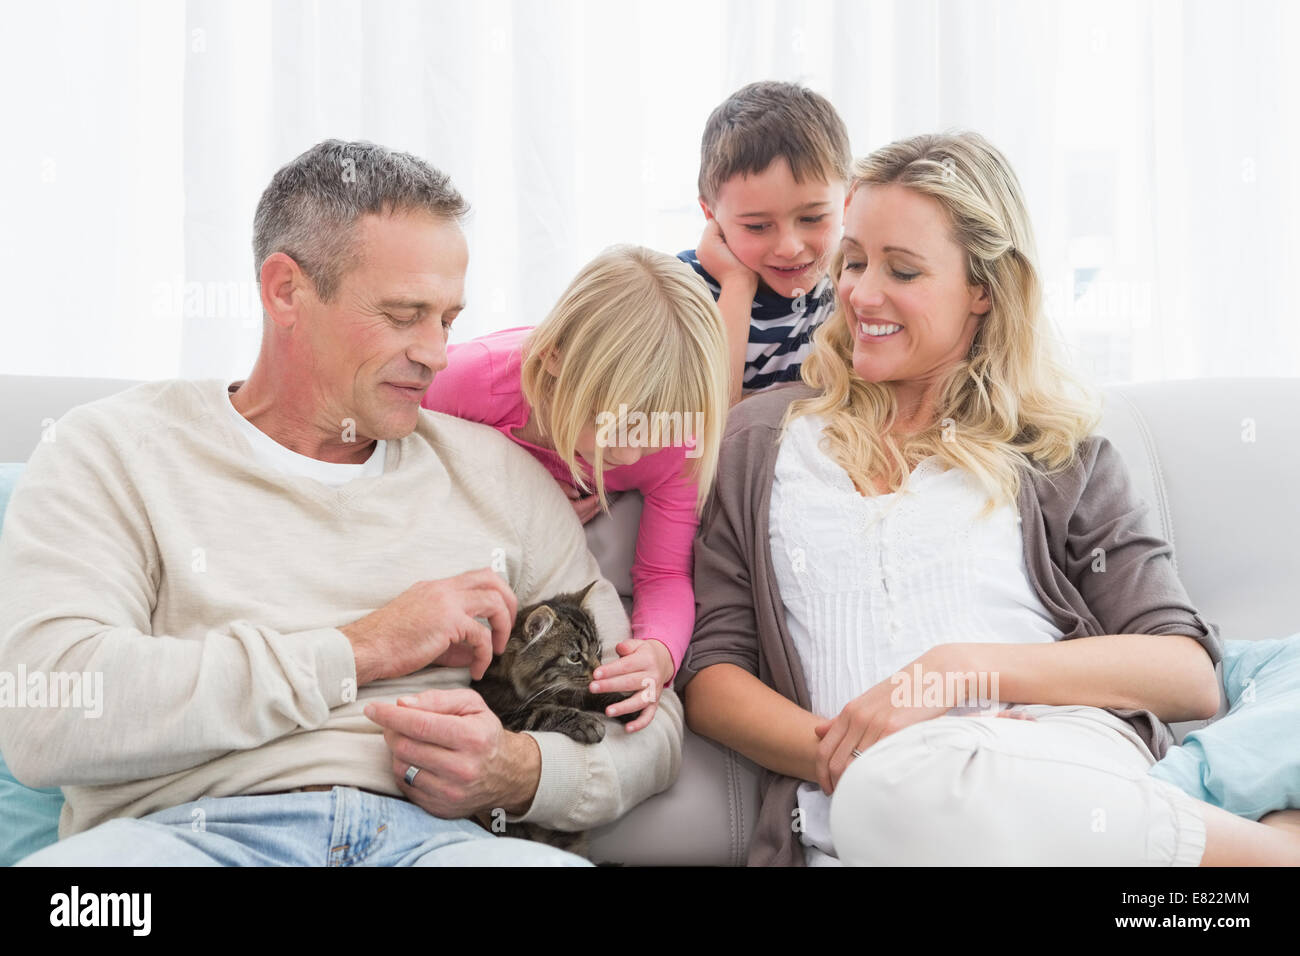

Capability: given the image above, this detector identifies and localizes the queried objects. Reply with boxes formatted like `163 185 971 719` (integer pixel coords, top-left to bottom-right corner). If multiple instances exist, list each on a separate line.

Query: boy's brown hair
697 81 852 203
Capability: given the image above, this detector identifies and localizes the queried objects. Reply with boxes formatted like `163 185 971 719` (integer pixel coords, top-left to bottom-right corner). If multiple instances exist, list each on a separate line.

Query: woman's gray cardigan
675 383 1222 867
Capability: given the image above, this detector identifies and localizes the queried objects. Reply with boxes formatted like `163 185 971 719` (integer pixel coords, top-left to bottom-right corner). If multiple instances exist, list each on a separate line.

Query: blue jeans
15 787 591 866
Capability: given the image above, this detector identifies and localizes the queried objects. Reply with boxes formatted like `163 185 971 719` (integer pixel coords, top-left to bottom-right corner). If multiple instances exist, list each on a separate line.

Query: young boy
679 80 852 405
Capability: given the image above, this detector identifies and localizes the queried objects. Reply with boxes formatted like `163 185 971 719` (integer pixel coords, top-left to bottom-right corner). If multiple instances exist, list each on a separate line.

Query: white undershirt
223 384 387 485
769 412 1063 866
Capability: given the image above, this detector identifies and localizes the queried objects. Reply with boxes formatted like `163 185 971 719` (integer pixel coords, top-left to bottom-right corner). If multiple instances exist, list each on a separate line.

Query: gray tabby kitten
470 580 634 857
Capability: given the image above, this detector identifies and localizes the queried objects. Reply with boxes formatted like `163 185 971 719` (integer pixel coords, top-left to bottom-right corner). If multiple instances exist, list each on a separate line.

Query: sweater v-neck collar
206 379 404 507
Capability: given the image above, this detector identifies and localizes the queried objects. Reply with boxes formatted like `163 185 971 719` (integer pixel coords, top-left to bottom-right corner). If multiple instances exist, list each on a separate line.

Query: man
0 139 682 865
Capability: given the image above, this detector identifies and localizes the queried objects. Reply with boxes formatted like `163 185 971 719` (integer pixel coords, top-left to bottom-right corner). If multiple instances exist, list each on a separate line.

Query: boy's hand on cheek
698 219 758 293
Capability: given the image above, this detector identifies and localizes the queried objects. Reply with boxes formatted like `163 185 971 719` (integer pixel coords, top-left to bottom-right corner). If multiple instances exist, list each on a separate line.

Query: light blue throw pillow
0 749 62 866
0 462 67 865
1150 634 1300 819
0 462 22 530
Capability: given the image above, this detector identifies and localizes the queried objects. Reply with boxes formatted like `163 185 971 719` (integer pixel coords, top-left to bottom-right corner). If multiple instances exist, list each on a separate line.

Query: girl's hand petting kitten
562 483 603 525
589 637 673 733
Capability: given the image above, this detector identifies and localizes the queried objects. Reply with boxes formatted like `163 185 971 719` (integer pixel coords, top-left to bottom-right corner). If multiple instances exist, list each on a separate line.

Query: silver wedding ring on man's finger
851 749 864 759
404 765 421 786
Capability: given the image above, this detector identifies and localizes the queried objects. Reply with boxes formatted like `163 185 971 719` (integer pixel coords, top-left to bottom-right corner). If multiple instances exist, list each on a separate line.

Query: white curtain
2 0 1296 384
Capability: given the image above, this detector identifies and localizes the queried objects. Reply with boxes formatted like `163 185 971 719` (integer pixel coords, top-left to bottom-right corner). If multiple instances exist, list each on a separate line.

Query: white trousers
827 704 1207 866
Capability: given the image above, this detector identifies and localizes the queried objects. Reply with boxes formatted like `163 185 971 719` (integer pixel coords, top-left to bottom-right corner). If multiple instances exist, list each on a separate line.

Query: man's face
703 157 845 299
302 210 467 444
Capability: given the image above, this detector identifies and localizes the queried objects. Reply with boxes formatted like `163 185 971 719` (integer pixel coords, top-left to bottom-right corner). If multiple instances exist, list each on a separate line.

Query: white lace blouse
768 412 1064 865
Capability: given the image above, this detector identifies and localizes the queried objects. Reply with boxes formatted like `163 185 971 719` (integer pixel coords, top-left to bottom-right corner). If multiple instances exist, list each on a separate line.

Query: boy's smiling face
702 157 846 299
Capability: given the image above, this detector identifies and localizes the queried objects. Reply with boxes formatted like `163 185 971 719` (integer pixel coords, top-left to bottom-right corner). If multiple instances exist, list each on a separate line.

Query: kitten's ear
577 580 600 607
523 606 557 646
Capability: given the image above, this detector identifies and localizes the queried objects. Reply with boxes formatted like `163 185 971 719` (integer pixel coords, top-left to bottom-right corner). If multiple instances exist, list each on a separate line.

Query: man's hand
364 688 541 819
340 568 517 685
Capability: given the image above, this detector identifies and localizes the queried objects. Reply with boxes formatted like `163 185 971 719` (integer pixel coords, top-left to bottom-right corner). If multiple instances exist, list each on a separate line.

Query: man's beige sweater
0 379 682 838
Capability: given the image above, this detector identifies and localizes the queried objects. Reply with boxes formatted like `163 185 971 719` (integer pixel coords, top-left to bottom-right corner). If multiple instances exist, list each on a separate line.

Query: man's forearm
508 687 684 831
339 618 386 685
497 731 542 816
0 621 356 789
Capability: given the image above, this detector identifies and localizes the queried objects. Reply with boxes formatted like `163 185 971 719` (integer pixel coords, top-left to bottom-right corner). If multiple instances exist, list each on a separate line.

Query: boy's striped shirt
677 248 836 392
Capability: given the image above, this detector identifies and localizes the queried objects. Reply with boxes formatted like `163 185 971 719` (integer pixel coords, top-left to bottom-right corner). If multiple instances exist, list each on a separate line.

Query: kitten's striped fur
471 580 633 857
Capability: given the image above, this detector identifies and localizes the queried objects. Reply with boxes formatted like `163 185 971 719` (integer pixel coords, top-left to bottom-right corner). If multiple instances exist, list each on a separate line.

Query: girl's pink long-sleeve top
420 326 699 678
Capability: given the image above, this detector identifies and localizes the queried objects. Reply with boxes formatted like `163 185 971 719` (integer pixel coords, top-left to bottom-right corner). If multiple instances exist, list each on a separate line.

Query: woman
677 131 1300 866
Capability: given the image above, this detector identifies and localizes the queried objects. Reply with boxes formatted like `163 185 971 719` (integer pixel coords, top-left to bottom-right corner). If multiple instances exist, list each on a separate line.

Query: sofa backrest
3 374 1297 649
0 376 144 462
1096 379 1299 646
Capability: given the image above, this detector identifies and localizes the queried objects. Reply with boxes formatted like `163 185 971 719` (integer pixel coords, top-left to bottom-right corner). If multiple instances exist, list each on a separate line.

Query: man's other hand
340 568 518 685
364 688 541 819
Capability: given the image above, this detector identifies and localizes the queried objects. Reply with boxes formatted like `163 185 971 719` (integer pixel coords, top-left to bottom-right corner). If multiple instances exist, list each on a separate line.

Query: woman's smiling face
838 183 990 402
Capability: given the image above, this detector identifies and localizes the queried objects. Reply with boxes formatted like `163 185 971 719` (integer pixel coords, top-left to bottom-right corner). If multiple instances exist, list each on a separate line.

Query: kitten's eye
566 652 582 665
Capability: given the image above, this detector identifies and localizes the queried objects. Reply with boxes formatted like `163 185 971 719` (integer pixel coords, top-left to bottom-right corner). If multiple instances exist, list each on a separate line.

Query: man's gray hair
252 139 469 301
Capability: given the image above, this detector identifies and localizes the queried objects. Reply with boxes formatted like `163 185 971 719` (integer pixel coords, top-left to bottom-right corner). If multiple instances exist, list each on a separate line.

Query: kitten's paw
564 712 606 744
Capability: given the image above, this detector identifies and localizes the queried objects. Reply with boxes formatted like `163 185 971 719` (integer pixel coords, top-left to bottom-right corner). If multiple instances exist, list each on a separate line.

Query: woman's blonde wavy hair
520 245 730 515
785 131 1102 515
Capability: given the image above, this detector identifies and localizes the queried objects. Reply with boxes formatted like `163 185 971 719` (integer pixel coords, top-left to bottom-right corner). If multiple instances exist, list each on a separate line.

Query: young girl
421 245 730 732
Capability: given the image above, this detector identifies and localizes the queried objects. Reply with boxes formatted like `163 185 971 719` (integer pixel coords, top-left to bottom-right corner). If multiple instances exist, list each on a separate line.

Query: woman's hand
562 483 603 524
589 638 674 733
813 651 956 794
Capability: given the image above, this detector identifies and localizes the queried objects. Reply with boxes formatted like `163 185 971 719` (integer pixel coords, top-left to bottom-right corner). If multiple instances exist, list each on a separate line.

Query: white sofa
1 374 1297 865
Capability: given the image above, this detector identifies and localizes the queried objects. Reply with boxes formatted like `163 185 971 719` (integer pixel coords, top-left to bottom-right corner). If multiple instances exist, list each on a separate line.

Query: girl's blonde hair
520 245 730 514
787 131 1102 514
